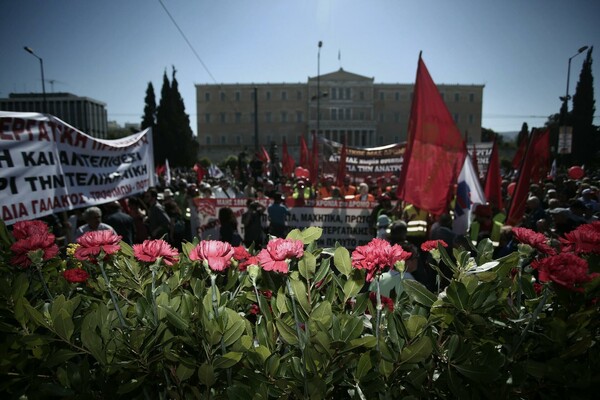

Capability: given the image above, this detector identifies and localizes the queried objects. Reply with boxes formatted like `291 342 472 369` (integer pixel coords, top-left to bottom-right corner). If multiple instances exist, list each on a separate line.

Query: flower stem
211 274 232 386
99 261 127 328
511 285 549 360
375 275 382 353
151 268 159 326
286 278 308 399
35 263 53 301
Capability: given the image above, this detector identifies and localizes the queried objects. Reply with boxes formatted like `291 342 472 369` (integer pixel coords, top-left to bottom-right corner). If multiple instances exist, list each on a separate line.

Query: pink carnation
133 239 179 266
560 222 600 254
421 240 448 252
512 227 556 255
63 268 90 283
12 220 50 240
189 240 234 272
74 230 122 262
256 238 304 274
352 238 411 282
531 253 598 292
10 232 59 268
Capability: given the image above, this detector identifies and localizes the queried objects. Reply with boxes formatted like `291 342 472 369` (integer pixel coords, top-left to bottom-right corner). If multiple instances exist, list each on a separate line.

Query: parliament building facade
195 69 484 160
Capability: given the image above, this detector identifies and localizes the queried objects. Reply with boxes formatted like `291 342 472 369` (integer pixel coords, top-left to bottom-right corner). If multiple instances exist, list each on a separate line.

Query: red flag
300 135 309 168
396 54 467 216
336 136 347 188
484 138 504 211
193 163 206 183
155 164 166 176
507 129 540 226
530 128 550 183
511 131 529 169
282 138 295 177
310 132 319 184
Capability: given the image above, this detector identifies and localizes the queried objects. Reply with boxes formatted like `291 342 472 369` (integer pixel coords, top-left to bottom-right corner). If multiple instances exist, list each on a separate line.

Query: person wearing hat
213 178 238 199
376 214 391 239
370 193 394 237
354 182 375 202
291 179 315 206
318 176 336 199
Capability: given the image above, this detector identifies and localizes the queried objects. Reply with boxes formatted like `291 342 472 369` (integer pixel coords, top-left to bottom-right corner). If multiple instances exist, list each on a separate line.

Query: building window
331 109 337 121
468 114 474 124
221 136 226 145
235 91 241 101
251 112 256 122
297 135 302 145
378 136 384 145
297 90 302 100
204 92 211 101
220 92 226 101
359 111 365 120
469 93 475 103
440 92 445 101
235 112 242 123
379 92 384 101
394 112 400 123
265 112 272 123
236 135 241 145
345 88 351 100
205 113 211 124
379 112 385 122
281 111 288 122
454 93 460 102
281 91 287 100
395 91 400 101
296 111 303 122
345 108 351 120
331 88 337 100
220 113 226 123
206 135 211 145
359 91 365 100
266 91 271 101
453 113 459 123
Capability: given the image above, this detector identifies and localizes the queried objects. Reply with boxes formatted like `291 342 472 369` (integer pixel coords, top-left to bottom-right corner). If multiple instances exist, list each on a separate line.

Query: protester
144 188 171 241
268 193 289 238
242 200 267 248
127 196 149 244
354 182 374 201
74 207 116 241
218 207 241 246
103 201 135 245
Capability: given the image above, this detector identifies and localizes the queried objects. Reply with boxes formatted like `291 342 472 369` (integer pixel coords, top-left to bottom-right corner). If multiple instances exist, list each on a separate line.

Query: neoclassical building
196 69 483 160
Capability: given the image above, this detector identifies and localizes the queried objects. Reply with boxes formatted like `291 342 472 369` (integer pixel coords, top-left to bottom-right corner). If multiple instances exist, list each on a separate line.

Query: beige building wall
196 69 483 161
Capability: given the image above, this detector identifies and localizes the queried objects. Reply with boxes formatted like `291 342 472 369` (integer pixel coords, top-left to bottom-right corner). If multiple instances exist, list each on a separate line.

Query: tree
155 67 198 167
571 47 597 166
141 82 156 130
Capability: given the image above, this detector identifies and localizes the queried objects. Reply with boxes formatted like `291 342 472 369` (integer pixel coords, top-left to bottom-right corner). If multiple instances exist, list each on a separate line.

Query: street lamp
558 45 588 158
24 46 48 113
317 41 323 138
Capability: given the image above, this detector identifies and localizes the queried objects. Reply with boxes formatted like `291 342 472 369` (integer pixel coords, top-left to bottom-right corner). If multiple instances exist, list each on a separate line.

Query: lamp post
24 46 48 113
317 41 322 138
558 45 588 159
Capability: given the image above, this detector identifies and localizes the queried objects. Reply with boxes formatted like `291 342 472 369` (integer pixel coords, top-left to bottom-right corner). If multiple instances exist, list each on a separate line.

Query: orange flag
397 53 467 216
484 138 504 211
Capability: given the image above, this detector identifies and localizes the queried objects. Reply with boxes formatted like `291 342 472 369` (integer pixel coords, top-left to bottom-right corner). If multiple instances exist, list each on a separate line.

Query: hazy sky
2 0 598 135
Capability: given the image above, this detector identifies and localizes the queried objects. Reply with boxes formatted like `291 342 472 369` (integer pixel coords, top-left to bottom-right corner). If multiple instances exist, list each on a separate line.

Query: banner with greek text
194 198 377 248
320 138 405 182
468 142 493 179
0 112 155 225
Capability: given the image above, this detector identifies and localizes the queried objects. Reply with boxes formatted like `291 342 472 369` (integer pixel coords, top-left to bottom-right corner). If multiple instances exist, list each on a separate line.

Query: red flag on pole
507 129 539 226
310 132 319 184
282 138 295 177
511 131 529 169
336 136 347 188
484 138 504 211
530 128 550 183
396 53 467 216
193 163 206 183
300 135 309 168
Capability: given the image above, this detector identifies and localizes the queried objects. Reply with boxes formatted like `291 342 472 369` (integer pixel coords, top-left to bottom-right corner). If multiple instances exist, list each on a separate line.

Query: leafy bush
0 219 598 399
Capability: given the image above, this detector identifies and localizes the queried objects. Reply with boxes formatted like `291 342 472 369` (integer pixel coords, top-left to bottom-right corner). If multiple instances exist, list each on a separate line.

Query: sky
1 0 599 136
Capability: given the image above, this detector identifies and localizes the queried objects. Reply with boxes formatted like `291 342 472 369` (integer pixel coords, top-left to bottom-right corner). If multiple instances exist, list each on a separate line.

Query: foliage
572 46 598 166
0 219 599 399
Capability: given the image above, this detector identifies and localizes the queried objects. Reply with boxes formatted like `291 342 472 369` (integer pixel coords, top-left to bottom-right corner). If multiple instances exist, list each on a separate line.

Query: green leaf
53 309 74 342
405 315 428 340
213 351 243 369
299 251 317 280
176 364 195 382
23 300 50 328
116 377 147 394
81 312 106 364
334 246 352 277
400 336 432 364
158 304 189 330
355 352 372 381
198 363 216 387
340 316 365 342
310 300 332 329
313 257 331 286
453 363 500 382
223 318 246 347
11 272 29 300
403 280 437 307
295 226 323 244
275 320 299 346
446 281 469 311
344 336 378 351
343 272 363 301
275 288 288 315
290 278 310 314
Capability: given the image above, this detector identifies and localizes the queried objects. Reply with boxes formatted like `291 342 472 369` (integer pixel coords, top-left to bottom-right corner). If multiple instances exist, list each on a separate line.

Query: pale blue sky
1 0 598 135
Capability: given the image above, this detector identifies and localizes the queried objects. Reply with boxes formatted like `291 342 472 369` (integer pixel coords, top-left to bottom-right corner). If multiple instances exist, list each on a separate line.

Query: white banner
0 112 155 224
194 198 377 248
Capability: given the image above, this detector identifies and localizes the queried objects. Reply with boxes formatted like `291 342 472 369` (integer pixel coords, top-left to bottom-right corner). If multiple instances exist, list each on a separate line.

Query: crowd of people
27 159 600 293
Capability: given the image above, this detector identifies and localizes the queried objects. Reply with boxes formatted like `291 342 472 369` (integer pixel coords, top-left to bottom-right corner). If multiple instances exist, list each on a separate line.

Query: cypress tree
155 70 172 166
571 47 597 166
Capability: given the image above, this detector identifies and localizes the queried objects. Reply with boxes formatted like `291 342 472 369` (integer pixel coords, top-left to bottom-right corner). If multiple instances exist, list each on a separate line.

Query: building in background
196 69 484 160
0 92 108 138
